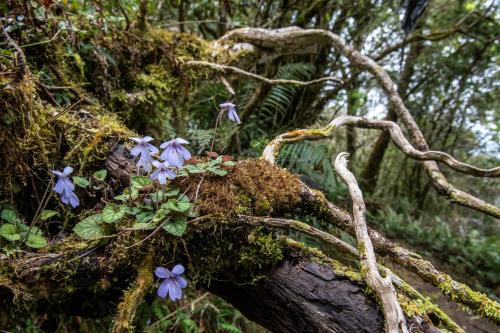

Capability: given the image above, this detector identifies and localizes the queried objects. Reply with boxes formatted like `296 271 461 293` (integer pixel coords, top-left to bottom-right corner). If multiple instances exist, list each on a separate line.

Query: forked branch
334 152 408 333
262 115 500 177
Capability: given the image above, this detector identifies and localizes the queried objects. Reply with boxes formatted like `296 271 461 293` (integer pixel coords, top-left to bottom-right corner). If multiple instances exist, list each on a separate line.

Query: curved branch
334 153 408 333
263 115 500 218
221 26 499 218
184 60 343 86
263 115 500 177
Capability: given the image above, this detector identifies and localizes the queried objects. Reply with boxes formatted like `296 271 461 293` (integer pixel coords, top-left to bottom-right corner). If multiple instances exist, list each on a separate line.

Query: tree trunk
208 256 385 333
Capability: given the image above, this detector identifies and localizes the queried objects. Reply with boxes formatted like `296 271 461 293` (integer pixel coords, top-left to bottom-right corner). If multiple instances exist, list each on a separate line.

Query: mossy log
0 148 443 333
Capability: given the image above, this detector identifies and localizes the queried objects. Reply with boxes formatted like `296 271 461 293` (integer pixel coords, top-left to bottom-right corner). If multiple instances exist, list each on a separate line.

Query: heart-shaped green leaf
131 176 153 189
93 169 108 181
73 176 90 188
74 214 104 240
25 233 48 248
102 203 125 223
0 224 20 241
40 210 58 221
162 216 187 237
1 209 20 224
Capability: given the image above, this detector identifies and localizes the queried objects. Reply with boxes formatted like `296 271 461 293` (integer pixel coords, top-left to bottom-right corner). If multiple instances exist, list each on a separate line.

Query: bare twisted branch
263 115 500 177
333 153 408 333
221 26 499 218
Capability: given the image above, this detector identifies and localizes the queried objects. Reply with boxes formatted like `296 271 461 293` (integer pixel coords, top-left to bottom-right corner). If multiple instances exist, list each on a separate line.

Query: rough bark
208 257 385 333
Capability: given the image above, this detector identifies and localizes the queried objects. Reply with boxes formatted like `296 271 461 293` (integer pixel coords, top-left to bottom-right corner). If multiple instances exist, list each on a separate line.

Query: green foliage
40 210 58 221
74 214 104 240
101 203 126 223
72 176 90 188
179 156 234 177
93 170 108 181
279 141 347 202
0 208 48 251
257 63 315 129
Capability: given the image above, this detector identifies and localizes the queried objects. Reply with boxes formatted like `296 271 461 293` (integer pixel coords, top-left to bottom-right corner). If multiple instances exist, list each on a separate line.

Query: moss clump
239 229 284 270
185 159 302 216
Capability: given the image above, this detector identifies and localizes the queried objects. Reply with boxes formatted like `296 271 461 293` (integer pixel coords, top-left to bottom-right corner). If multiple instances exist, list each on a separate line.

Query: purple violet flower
160 138 191 168
155 265 188 301
151 161 176 185
136 151 154 173
130 136 159 172
51 166 79 208
220 101 241 124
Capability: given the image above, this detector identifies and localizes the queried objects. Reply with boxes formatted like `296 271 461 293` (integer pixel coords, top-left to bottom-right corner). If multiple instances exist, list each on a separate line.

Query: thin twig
185 60 343 86
20 29 62 48
43 98 85 127
125 217 171 249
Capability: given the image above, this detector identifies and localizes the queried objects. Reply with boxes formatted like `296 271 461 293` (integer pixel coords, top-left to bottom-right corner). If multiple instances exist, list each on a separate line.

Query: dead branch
263 115 500 177
184 60 343 86
220 26 499 218
333 153 408 333
262 115 500 217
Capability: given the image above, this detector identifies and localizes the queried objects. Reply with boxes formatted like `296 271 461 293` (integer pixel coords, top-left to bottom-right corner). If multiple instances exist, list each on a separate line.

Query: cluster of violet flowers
129 137 191 183
129 101 240 185
51 166 79 208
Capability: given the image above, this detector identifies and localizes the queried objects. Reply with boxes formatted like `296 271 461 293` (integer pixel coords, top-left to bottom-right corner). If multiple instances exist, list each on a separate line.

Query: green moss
239 229 284 270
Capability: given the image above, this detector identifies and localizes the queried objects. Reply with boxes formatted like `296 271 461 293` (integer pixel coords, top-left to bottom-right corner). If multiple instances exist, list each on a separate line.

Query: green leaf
102 204 125 223
184 164 204 174
152 209 168 223
131 176 153 189
72 176 90 188
40 210 58 221
114 193 129 201
93 169 108 181
208 167 228 176
74 214 103 240
208 156 223 166
162 216 187 237
121 206 141 216
150 190 166 203
222 161 236 166
136 211 155 223
166 198 192 212
0 224 20 241
164 187 180 197
25 233 47 248
150 187 181 203
1 209 20 224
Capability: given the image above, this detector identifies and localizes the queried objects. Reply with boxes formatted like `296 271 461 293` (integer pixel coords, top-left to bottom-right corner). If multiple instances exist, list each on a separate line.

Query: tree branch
263 115 500 177
184 60 343 86
299 184 500 324
263 115 500 217
333 153 408 333
221 26 499 218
